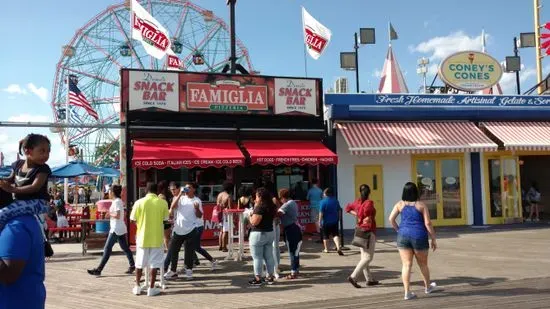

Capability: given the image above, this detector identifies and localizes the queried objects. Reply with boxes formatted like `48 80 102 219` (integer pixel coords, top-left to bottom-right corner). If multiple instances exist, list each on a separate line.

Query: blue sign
326 93 550 108
326 93 550 121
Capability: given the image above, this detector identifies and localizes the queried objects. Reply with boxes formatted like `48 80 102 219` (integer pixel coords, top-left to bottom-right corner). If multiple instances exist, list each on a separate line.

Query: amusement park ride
49 0 254 164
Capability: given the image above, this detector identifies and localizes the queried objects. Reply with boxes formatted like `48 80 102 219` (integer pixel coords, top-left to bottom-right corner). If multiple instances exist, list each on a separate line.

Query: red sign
167 55 183 70
253 156 337 166
122 70 322 116
305 27 328 54
186 80 268 112
132 14 169 52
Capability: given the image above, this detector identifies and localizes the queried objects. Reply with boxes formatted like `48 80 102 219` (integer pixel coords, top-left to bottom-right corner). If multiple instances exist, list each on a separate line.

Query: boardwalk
45 225 550 309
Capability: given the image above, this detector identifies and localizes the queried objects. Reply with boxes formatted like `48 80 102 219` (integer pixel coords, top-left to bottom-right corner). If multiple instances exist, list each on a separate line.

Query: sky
0 0 548 166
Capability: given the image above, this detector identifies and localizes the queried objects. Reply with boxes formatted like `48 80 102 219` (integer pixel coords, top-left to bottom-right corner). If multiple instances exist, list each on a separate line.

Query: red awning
242 141 338 166
132 140 245 169
481 122 550 151
336 121 498 155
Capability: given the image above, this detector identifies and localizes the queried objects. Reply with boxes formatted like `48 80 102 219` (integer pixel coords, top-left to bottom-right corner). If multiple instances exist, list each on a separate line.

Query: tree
94 140 119 166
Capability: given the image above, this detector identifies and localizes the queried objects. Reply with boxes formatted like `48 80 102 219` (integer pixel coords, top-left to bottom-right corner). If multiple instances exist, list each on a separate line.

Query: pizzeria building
120 69 337 242
326 92 550 229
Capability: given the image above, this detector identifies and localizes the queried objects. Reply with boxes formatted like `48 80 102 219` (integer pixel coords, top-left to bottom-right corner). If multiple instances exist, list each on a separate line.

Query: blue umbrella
0 166 12 178
54 179 76 186
51 161 104 178
98 167 120 178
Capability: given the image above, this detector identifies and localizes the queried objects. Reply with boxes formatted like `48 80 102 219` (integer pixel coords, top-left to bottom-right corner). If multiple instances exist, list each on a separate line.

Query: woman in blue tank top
389 182 438 300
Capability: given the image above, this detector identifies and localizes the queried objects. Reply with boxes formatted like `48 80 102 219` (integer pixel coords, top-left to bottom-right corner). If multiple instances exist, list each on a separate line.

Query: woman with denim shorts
389 182 438 300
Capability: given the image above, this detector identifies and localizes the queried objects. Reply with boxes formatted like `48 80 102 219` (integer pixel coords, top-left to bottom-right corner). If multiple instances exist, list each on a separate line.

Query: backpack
531 191 541 203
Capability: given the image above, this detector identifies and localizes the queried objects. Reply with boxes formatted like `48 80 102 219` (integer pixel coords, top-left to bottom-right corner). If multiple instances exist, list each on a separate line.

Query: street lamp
417 57 430 94
506 33 536 95
339 28 375 93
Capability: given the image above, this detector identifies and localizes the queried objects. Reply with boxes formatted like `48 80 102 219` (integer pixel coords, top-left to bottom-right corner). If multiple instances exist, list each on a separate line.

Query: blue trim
327 93 550 121
470 153 484 226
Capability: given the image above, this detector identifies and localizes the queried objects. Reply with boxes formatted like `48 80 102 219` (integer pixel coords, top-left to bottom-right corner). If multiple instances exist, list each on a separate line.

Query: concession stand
120 69 337 244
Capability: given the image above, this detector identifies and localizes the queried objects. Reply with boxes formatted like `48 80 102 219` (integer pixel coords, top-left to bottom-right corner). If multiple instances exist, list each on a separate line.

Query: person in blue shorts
319 187 343 255
389 182 438 301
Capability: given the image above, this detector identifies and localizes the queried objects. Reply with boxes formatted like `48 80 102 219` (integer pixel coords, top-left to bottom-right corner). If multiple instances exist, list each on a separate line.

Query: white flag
302 7 332 60
131 0 172 59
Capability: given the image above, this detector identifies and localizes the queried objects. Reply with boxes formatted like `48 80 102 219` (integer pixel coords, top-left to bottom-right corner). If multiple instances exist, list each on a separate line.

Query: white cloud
0 129 65 167
7 114 51 123
2 84 27 95
27 83 49 103
412 31 485 62
0 133 8 144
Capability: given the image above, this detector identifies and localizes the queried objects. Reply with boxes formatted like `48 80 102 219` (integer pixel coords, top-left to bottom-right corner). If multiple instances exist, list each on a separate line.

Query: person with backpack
527 182 541 222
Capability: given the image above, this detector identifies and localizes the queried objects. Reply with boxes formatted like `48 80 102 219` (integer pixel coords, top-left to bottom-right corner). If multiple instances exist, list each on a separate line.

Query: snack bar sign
129 71 179 112
275 78 317 116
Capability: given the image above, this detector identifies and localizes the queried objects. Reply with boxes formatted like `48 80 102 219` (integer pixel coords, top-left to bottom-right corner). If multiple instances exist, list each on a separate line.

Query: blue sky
0 0 547 165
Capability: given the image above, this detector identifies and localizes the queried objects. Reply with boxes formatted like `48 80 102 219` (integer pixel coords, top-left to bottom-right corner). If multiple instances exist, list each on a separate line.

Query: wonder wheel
50 0 254 164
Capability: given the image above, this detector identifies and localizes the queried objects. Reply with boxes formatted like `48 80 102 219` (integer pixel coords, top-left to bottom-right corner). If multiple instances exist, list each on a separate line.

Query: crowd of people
0 133 440 308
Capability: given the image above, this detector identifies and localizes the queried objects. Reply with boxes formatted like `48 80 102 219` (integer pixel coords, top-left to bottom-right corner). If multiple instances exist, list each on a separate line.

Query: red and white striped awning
481 122 550 151
336 121 498 155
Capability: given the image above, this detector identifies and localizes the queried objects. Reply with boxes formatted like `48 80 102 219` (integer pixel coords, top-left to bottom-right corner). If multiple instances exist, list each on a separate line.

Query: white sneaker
184 269 193 280
147 287 161 296
425 282 437 294
211 260 218 271
132 285 141 296
164 270 177 280
404 292 417 300
274 272 280 280
177 267 187 275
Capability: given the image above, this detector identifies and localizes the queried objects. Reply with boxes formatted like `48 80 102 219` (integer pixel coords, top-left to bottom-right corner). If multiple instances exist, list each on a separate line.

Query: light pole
340 28 375 93
417 57 429 94
227 0 237 74
506 32 536 95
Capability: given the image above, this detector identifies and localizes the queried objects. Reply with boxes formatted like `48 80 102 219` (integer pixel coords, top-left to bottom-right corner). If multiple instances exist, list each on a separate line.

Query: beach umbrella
98 167 120 178
51 161 104 178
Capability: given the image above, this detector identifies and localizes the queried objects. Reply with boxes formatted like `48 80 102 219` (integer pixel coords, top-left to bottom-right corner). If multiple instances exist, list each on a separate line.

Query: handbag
211 205 222 223
35 216 54 258
351 227 371 249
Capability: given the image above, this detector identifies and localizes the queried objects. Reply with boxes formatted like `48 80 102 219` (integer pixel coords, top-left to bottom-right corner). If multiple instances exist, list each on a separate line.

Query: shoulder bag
351 226 371 249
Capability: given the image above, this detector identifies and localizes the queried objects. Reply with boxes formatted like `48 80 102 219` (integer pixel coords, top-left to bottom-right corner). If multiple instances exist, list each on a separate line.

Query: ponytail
360 184 371 202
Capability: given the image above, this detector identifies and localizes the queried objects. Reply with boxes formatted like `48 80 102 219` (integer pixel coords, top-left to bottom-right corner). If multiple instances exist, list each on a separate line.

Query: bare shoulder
393 200 404 211
415 201 427 212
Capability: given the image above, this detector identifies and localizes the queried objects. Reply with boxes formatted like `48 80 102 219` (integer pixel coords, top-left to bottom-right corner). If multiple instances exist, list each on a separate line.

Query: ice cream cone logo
468 53 475 64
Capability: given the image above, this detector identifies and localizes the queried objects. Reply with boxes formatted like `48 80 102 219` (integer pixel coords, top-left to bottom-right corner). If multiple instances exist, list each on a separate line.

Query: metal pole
64 77 70 204
514 37 521 95
423 71 427 94
229 0 237 74
354 32 360 93
534 0 543 94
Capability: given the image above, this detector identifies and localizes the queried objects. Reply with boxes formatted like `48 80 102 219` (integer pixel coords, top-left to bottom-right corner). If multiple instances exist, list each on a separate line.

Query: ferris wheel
50 0 254 164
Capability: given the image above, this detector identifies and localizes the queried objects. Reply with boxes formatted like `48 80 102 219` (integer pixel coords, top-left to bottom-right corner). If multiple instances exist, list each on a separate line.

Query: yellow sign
439 51 503 92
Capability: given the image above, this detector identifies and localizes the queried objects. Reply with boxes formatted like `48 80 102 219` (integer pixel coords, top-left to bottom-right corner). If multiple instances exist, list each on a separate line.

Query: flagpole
303 44 308 77
302 7 308 77
64 76 70 204
388 21 391 45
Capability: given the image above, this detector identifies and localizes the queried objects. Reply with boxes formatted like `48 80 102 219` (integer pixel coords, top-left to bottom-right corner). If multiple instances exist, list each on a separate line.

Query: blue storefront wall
326 93 550 226
327 93 550 121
